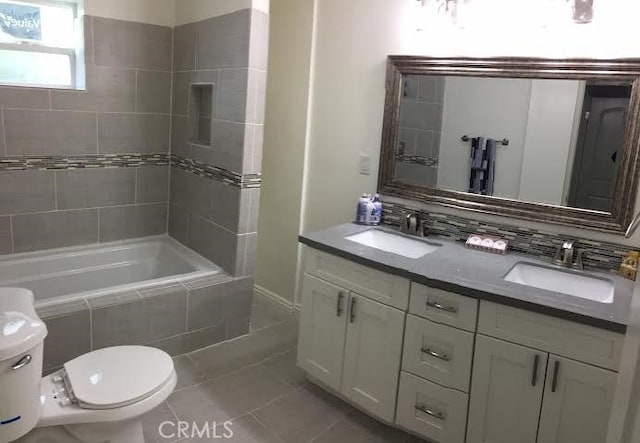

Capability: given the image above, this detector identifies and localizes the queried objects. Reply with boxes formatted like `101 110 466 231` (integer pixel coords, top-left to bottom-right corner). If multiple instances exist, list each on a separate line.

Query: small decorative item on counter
465 234 509 254
619 251 639 281
355 193 383 226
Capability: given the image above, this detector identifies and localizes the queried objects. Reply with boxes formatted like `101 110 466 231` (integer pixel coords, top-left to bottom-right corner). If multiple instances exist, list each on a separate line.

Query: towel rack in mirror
461 135 510 146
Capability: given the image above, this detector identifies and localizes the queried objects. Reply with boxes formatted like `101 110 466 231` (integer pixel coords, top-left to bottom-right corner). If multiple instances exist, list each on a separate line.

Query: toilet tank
0 288 47 442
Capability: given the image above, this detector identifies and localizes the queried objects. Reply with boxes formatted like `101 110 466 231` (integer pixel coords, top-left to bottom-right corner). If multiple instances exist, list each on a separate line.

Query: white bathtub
0 236 222 306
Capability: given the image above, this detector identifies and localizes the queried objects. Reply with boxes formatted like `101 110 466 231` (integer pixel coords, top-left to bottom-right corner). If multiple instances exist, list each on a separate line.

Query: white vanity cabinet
297 266 407 422
297 248 623 443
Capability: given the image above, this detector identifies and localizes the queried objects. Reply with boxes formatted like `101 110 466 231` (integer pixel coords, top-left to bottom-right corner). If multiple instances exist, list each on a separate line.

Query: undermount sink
504 262 614 304
346 229 441 259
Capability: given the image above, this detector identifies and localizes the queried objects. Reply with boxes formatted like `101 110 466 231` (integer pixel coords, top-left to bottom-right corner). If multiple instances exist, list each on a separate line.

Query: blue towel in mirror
469 137 496 196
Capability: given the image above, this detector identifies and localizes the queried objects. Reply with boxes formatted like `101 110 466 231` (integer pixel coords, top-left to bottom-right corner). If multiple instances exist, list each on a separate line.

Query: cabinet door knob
426 300 457 314
531 354 540 386
421 347 451 362
416 404 446 420
350 297 357 323
337 292 345 317
551 360 561 393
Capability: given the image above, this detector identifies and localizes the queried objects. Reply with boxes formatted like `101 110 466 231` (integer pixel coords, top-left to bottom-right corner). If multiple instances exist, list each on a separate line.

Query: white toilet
0 288 177 443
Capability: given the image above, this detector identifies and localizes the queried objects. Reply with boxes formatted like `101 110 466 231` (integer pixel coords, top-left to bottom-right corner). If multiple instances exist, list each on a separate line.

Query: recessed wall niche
189 83 214 146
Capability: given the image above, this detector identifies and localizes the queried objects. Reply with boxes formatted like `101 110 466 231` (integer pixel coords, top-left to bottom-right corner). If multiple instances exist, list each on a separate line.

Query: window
0 0 83 89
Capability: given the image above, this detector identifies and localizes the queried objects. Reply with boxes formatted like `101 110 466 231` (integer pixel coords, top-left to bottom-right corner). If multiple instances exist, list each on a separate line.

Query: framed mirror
378 56 640 233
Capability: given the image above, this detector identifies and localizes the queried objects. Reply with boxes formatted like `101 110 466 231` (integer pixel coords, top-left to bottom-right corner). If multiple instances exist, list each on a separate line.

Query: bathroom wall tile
93 17 172 71
247 69 267 124
98 203 167 242
0 217 11 254
56 168 136 210
226 316 250 339
168 202 190 245
136 70 172 114
171 115 191 158
208 180 243 232
249 9 270 70
187 215 239 274
12 209 99 253
173 22 196 71
137 166 170 203
51 65 136 112
3 110 97 155
0 170 55 215
237 232 258 276
238 188 260 234
187 277 253 331
182 274 232 291
0 110 4 155
83 15 94 66
43 309 91 370
172 71 192 117
141 285 189 342
209 119 246 173
36 299 90 319
0 87 50 110
149 322 226 356
196 10 251 70
249 123 264 174
98 113 170 154
92 298 148 349
215 69 249 123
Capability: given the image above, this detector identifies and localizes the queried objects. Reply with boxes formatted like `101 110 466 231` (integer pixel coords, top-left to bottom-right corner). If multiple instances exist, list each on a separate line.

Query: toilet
0 288 177 443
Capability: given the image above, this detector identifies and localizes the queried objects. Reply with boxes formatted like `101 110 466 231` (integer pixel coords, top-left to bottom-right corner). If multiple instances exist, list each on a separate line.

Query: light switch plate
359 154 371 175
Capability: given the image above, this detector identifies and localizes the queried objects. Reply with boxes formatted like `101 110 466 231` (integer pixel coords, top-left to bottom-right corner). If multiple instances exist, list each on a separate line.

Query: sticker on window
0 2 42 42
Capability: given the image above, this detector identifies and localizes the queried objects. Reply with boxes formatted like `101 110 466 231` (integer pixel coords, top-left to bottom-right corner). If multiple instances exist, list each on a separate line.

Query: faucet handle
562 240 575 250
572 250 585 270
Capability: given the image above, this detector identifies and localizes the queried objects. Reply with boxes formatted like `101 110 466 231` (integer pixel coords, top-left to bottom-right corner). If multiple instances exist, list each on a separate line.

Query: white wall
254 0 315 303
84 0 175 26
174 0 269 26
519 80 583 205
438 77 532 198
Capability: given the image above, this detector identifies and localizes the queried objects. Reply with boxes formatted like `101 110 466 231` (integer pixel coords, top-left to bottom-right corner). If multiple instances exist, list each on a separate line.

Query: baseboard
253 285 298 312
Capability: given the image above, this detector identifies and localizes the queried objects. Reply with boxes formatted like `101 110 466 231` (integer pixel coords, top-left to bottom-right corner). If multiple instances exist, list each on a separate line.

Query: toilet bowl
0 288 177 443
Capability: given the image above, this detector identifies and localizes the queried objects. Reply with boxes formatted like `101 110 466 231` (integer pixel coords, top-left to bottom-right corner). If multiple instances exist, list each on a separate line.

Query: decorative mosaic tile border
170 155 262 189
395 155 439 167
382 199 631 275
0 153 169 171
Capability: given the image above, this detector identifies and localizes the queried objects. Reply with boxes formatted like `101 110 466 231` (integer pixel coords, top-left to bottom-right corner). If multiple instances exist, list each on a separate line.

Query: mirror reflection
394 75 631 212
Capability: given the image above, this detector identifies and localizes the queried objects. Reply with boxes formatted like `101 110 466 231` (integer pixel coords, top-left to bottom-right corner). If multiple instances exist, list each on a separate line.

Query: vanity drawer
478 301 624 371
396 372 468 443
305 248 410 310
402 315 474 392
410 283 478 332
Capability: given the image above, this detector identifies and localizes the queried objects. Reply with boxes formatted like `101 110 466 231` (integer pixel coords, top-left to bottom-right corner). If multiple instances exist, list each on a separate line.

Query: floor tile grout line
248 411 287 443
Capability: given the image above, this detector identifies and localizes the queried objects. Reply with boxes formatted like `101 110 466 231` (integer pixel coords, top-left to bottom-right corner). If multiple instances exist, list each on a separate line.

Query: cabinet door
467 335 547 443
297 274 348 391
537 356 617 443
342 293 405 422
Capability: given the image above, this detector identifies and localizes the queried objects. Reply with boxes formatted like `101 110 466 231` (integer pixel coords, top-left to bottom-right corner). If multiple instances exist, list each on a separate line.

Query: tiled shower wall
168 9 268 276
0 16 172 254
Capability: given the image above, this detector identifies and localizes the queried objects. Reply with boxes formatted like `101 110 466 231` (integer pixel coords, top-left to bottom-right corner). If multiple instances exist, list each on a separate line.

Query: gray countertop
299 223 634 333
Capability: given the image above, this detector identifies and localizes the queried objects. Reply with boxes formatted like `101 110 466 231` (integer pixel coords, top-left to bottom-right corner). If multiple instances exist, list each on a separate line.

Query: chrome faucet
401 213 428 238
554 240 584 270
625 211 640 239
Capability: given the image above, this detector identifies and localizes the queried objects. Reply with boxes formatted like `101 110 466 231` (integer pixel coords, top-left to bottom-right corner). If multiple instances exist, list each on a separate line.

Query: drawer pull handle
531 354 539 386
350 297 357 323
416 404 446 420
337 292 345 317
426 301 457 314
11 354 32 370
421 347 451 362
551 360 560 393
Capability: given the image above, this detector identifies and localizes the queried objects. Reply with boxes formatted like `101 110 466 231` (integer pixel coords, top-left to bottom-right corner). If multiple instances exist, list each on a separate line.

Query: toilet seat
63 346 174 410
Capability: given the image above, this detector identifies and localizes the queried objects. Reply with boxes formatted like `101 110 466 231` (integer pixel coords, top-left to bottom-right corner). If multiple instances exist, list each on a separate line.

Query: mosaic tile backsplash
382 199 632 274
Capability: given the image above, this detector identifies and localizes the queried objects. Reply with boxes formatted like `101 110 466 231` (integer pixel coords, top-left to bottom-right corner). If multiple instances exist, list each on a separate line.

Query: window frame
0 0 81 89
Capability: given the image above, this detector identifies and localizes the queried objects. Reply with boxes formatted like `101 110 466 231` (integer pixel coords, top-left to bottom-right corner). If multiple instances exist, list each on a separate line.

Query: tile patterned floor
17 295 426 443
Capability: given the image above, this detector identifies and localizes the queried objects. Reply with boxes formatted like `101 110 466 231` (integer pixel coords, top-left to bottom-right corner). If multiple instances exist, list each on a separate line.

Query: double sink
346 228 615 304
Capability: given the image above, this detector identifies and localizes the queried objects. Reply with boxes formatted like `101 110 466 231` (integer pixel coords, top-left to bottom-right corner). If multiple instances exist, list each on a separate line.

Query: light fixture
572 0 594 24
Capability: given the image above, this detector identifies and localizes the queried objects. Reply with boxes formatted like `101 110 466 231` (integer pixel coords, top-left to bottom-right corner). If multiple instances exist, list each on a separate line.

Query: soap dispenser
619 251 639 281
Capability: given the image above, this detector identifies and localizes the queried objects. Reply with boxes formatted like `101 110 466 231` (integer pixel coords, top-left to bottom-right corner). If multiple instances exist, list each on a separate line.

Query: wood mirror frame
378 56 640 234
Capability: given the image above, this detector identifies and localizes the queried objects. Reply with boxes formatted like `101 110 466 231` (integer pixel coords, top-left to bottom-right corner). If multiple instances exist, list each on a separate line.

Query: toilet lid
64 346 174 409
